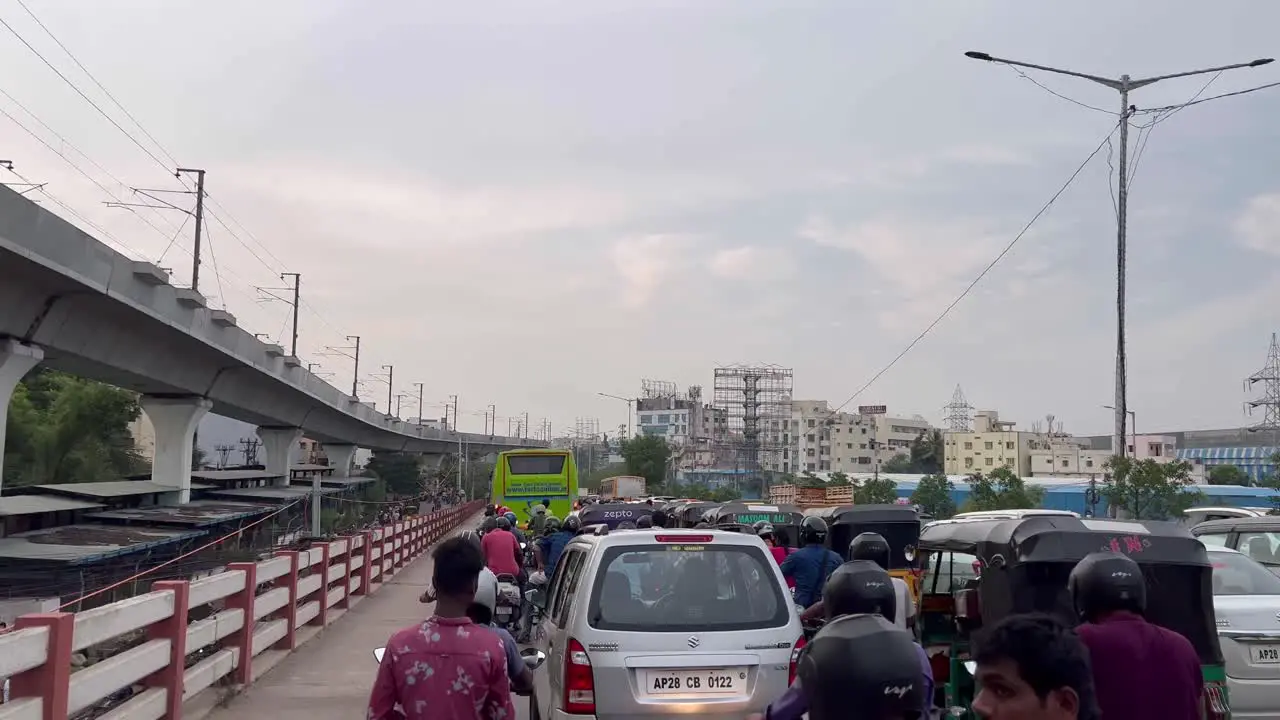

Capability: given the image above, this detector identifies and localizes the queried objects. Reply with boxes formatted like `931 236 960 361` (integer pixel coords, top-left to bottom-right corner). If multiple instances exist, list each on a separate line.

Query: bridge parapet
0 500 482 720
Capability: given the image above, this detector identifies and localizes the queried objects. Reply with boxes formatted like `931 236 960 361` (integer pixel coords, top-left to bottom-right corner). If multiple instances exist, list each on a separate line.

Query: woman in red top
754 521 796 590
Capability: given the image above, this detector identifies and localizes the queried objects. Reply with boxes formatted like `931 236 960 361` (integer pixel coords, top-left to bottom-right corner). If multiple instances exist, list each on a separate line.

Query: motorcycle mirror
520 648 547 670
963 660 977 676
373 648 386 663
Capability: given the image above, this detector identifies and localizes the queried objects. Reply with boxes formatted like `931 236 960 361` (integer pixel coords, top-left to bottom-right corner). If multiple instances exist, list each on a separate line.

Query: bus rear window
507 456 566 475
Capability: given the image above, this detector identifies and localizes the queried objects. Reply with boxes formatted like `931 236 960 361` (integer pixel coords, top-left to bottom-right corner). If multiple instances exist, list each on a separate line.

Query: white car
1207 546 1280 718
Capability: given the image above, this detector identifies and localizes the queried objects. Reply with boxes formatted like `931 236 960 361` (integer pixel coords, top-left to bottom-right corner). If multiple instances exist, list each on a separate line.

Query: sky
3 0 1280 439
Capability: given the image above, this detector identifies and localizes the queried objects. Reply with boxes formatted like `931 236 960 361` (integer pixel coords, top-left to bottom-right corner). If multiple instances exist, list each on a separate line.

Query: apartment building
785 400 935 474
943 410 1044 476
636 396 725 469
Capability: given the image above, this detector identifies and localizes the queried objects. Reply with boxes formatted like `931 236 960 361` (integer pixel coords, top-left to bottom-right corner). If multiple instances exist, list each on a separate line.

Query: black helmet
617 520 637 530
484 504 497 517
694 522 712 529
495 516 512 531
849 532 891 569
753 520 776 540
822 560 897 623
481 516 498 533
651 510 669 528
564 515 582 533
543 516 561 534
1069 551 1147 622
800 516 829 545
636 515 653 528
798 614 924 720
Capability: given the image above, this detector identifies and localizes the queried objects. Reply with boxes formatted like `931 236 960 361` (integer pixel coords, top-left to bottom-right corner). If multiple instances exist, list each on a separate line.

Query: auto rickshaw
705 502 804 547
668 501 722 528
811 504 923 601
914 515 1228 718
575 502 655 530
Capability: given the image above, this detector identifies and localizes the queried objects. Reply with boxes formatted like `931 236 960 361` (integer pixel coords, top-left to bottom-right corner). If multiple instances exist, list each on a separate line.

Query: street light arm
964 51 1119 88
1129 58 1275 89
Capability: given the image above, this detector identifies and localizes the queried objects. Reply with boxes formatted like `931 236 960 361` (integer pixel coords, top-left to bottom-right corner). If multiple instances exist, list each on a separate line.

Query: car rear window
586 544 789 632
1211 551 1280 595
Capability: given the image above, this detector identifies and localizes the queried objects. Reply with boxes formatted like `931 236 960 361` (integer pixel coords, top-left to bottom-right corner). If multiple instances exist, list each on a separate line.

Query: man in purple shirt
1068 552 1204 720
753 561 933 720
971 613 1099 720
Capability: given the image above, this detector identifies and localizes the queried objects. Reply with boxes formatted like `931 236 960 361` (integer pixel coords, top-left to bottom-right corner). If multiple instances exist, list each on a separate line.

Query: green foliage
908 429 945 475
192 444 208 471
798 471 825 488
364 452 423 496
620 434 670 489
1207 464 1250 486
827 471 852 487
666 482 740 502
1102 457 1203 520
910 473 957 518
855 476 899 505
582 463 628 492
4 370 147 487
882 454 913 473
960 467 1045 513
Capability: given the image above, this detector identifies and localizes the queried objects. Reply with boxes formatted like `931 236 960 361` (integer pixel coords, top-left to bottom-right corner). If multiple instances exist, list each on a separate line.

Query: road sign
858 405 887 415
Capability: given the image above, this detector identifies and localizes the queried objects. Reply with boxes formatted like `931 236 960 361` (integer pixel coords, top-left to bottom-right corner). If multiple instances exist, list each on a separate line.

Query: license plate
641 668 746 696
1249 645 1280 664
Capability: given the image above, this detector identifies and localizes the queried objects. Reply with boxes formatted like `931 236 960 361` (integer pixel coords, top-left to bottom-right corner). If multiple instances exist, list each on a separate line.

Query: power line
1007 66 1116 115
1135 79 1280 115
2 162 146 258
827 119 1124 416
1125 71 1223 191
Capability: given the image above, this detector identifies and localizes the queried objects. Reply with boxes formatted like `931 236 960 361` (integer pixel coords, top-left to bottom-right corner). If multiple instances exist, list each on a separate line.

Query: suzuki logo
1274 611 1280 622
687 636 701 649
884 683 914 699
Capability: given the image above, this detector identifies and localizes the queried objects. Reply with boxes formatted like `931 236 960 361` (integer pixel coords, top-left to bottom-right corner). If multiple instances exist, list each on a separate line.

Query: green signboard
733 513 794 525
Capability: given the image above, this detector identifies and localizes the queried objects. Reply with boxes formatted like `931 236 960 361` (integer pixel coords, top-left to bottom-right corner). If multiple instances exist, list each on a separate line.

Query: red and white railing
0 500 483 720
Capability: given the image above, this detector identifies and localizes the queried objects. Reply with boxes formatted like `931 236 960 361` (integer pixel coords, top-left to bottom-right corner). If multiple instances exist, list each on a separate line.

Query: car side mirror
521 647 547 670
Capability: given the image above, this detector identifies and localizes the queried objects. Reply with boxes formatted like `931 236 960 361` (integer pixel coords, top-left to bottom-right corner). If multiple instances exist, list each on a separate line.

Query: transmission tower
1245 333 1280 443
943 385 974 432
213 444 235 469
239 437 261 466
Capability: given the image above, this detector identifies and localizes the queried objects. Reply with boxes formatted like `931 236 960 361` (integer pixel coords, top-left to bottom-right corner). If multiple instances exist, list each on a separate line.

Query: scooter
493 573 523 633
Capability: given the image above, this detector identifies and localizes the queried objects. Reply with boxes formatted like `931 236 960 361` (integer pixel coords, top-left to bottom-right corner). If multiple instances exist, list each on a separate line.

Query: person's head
481 516 498 534
753 520 776 545
1068 552 1146 623
849 532 891 569
971 614 1099 720
495 515 512 531
800 516 829 545
542 498 551 508
822 560 897 623
799 614 924 720
533 504 546 516
543 516 561 535
564 515 582 534
484 504 496 517
651 510 669 528
431 537 486 614
636 514 653 528
504 511 518 526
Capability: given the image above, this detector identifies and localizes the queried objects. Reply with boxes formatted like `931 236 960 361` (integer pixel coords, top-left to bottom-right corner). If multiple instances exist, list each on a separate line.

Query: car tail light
1204 680 1229 719
564 638 595 714
789 635 807 684
655 534 714 543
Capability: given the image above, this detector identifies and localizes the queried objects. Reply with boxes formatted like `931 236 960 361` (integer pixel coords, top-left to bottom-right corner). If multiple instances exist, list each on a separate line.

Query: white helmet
475 567 499 615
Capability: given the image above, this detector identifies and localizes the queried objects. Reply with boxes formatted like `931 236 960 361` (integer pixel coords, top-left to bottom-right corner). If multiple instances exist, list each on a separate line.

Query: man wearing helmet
754 521 796 592
802 532 916 631
468 567 534 695
535 515 575 578
481 515 522 578
1068 552 1202 720
756 561 934 720
780 516 844 609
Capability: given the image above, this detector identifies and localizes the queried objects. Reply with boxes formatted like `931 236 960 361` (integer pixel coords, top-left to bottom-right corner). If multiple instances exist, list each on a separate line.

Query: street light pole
488 404 496 435
965 51 1273 461
381 364 394 416
1102 404 1137 453
413 382 424 424
346 335 361 398
597 392 637 438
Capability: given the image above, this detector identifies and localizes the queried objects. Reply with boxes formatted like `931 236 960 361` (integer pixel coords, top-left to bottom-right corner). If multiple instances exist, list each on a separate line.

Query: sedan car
1207 546 1280 718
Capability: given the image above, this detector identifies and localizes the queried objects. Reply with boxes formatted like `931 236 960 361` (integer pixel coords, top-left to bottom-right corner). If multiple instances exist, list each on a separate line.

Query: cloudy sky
3 0 1280 438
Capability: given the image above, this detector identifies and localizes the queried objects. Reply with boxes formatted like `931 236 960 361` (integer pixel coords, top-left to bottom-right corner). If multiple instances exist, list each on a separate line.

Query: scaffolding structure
943 385 974 432
713 364 793 490
641 379 679 400
1245 333 1280 443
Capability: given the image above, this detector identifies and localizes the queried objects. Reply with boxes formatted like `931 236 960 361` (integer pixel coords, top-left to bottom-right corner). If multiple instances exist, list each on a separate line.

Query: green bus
491 449 578 527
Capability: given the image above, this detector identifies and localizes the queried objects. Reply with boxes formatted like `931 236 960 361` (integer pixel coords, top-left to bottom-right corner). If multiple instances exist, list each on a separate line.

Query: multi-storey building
944 410 1046 476
636 396 725 470
785 401 935 475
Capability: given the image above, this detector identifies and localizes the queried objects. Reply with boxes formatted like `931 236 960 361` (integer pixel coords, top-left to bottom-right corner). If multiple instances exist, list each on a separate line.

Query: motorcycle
520 571 550 643
493 573 523 633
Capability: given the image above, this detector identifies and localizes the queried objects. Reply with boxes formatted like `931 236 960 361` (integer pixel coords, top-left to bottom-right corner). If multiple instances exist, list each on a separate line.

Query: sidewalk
202 514 520 719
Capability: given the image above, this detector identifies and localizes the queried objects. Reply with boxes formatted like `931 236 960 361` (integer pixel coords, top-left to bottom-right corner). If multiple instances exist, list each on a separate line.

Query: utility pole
523 412 530 440
964 51 1274 459
381 364 394 416
347 335 361 398
282 273 300 357
175 168 206 293
487 404 496 435
449 395 459 432
414 383 425 423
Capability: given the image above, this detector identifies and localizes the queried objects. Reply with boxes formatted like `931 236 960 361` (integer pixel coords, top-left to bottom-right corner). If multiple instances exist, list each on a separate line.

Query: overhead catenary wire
1007 66 1117 115
826 118 1125 417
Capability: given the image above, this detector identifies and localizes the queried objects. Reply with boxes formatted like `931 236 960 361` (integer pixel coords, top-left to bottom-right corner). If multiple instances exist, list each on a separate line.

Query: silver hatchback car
528 526 803 720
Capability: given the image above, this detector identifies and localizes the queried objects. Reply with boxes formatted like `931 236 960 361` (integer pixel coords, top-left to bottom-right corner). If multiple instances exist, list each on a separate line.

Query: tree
855 477 899 505
364 452 423 496
1207 464 1250 486
4 370 147 487
1102 457 1203 520
908 429 945 475
960 467 1045 513
798 471 825 489
827 471 852 487
582 463 628 492
620 434 669 490
191 444 208 471
882 454 913 473
910 473 957 518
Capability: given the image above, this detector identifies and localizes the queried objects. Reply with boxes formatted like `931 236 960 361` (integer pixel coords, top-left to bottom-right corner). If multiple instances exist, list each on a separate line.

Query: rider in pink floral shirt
368 538 515 720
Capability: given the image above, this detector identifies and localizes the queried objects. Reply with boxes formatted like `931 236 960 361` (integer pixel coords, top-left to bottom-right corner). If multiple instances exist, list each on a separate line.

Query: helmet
564 515 582 533
481 516 498 533
800 516 829 545
822 560 897 623
495 516 512 531
617 520 637 530
532 504 546 516
504 511 518 525
474 567 499 615
694 522 712 529
753 520 776 540
849 532 891 569
651 510 669 528
543 516 561 534
496 506 511 516
798 614 924 720
636 515 653 529
1069 551 1147 622
484 504 497 517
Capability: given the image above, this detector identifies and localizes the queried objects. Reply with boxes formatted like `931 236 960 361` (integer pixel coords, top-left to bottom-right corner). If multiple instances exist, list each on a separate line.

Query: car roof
1205 545 1242 554
566 527 767 549
1192 515 1280 532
